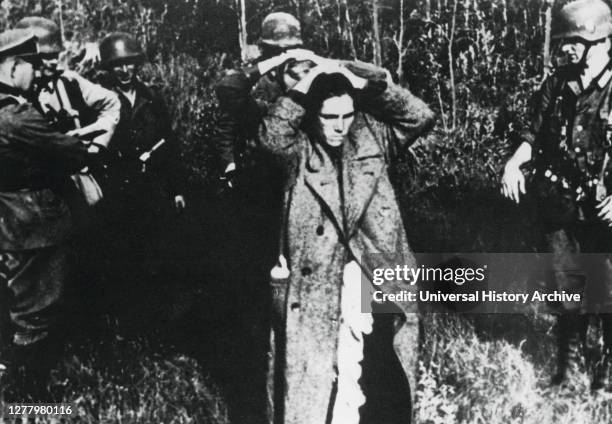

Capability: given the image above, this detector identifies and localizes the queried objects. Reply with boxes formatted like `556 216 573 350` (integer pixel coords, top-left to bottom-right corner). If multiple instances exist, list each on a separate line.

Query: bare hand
87 144 100 154
174 195 186 210
75 42 101 72
284 49 320 64
336 65 368 89
501 159 526 204
597 195 612 225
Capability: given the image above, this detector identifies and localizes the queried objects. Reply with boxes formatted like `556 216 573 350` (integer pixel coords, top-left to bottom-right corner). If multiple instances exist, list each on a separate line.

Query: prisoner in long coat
260 68 435 424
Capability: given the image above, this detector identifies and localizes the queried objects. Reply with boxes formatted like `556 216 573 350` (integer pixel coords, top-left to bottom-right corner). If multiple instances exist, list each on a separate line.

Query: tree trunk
313 0 330 52
394 0 406 81
448 0 457 130
342 0 358 59
372 0 382 66
543 0 554 77
236 0 248 62
57 0 65 45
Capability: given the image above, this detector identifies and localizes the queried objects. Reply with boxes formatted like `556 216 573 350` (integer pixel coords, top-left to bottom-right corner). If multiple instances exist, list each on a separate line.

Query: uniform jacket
0 93 88 250
523 65 612 225
260 82 434 424
107 80 185 197
214 66 282 172
525 66 612 165
37 70 121 147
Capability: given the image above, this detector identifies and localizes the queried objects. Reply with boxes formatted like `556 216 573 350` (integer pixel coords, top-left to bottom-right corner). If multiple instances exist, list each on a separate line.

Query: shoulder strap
0 96 19 110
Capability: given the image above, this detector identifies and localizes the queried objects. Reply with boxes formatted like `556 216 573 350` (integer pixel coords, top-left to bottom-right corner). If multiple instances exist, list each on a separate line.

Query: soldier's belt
531 166 607 202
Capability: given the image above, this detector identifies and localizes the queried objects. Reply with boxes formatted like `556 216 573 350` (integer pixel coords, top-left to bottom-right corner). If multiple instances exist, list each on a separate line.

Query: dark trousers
0 245 69 349
546 221 612 313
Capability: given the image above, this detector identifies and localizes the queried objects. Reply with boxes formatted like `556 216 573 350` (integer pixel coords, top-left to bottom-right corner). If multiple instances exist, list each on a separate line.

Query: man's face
13 57 36 92
318 94 355 147
111 63 137 89
560 38 588 64
39 52 60 79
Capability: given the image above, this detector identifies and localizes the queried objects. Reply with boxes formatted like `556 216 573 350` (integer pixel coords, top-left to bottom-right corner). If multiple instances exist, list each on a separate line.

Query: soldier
501 0 612 390
14 17 122 338
97 32 186 334
212 13 320 423
258 62 434 424
0 29 93 400
214 12 316 184
15 17 120 150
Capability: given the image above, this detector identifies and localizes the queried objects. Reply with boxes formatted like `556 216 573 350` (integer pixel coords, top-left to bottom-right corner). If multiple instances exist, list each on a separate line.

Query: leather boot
551 314 588 386
592 314 612 391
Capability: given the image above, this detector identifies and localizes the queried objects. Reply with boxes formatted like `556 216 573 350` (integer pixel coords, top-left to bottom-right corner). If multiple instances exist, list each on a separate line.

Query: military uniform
514 0 612 388
96 33 185 334
210 14 306 423
0 88 88 341
0 36 90 398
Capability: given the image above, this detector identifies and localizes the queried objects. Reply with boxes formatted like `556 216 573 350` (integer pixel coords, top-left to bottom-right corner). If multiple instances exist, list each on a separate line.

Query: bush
139 53 223 186
416 314 612 424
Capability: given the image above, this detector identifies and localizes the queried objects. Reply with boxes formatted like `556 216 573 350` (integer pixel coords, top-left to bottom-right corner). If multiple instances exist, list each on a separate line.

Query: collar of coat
115 79 157 115
303 114 387 239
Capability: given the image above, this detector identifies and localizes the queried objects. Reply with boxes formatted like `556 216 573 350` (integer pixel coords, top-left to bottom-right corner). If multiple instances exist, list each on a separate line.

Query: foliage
138 53 223 186
53 339 228 423
416 314 612 424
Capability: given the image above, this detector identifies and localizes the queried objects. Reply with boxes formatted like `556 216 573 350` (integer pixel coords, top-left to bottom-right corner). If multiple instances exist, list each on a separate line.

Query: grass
47 338 228 423
1 311 609 423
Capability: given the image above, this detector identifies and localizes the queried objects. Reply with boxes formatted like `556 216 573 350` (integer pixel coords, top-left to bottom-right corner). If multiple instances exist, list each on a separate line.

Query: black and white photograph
1 0 612 422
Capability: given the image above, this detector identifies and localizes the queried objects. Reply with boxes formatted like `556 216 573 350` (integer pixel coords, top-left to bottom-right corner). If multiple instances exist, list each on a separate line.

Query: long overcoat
260 81 435 424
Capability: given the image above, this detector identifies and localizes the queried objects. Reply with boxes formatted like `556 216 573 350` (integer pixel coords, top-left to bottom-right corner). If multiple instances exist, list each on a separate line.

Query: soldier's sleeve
11 104 88 173
257 93 305 166
519 76 556 151
213 109 239 171
358 81 435 152
65 70 121 147
213 67 261 171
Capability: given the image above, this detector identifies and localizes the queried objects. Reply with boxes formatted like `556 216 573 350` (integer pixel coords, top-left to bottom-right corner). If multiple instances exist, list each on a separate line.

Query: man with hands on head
261 58 434 424
501 0 612 391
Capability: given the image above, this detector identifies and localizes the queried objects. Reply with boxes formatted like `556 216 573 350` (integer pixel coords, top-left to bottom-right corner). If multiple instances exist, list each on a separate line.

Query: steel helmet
15 17 61 54
551 0 612 41
99 32 145 68
0 29 39 61
259 12 302 49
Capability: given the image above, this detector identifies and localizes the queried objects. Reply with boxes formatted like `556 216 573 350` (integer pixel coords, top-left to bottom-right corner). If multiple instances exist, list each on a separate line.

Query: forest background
2 0 605 423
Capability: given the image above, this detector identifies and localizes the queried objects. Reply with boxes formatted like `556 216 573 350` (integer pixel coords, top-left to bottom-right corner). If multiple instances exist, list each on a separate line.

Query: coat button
301 267 312 276
291 302 300 311
316 225 324 236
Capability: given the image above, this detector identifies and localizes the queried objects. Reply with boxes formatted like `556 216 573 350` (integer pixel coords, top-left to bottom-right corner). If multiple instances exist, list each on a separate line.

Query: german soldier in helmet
501 0 612 390
96 32 186 335
0 28 93 400
14 17 121 339
15 17 120 149
212 11 323 423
